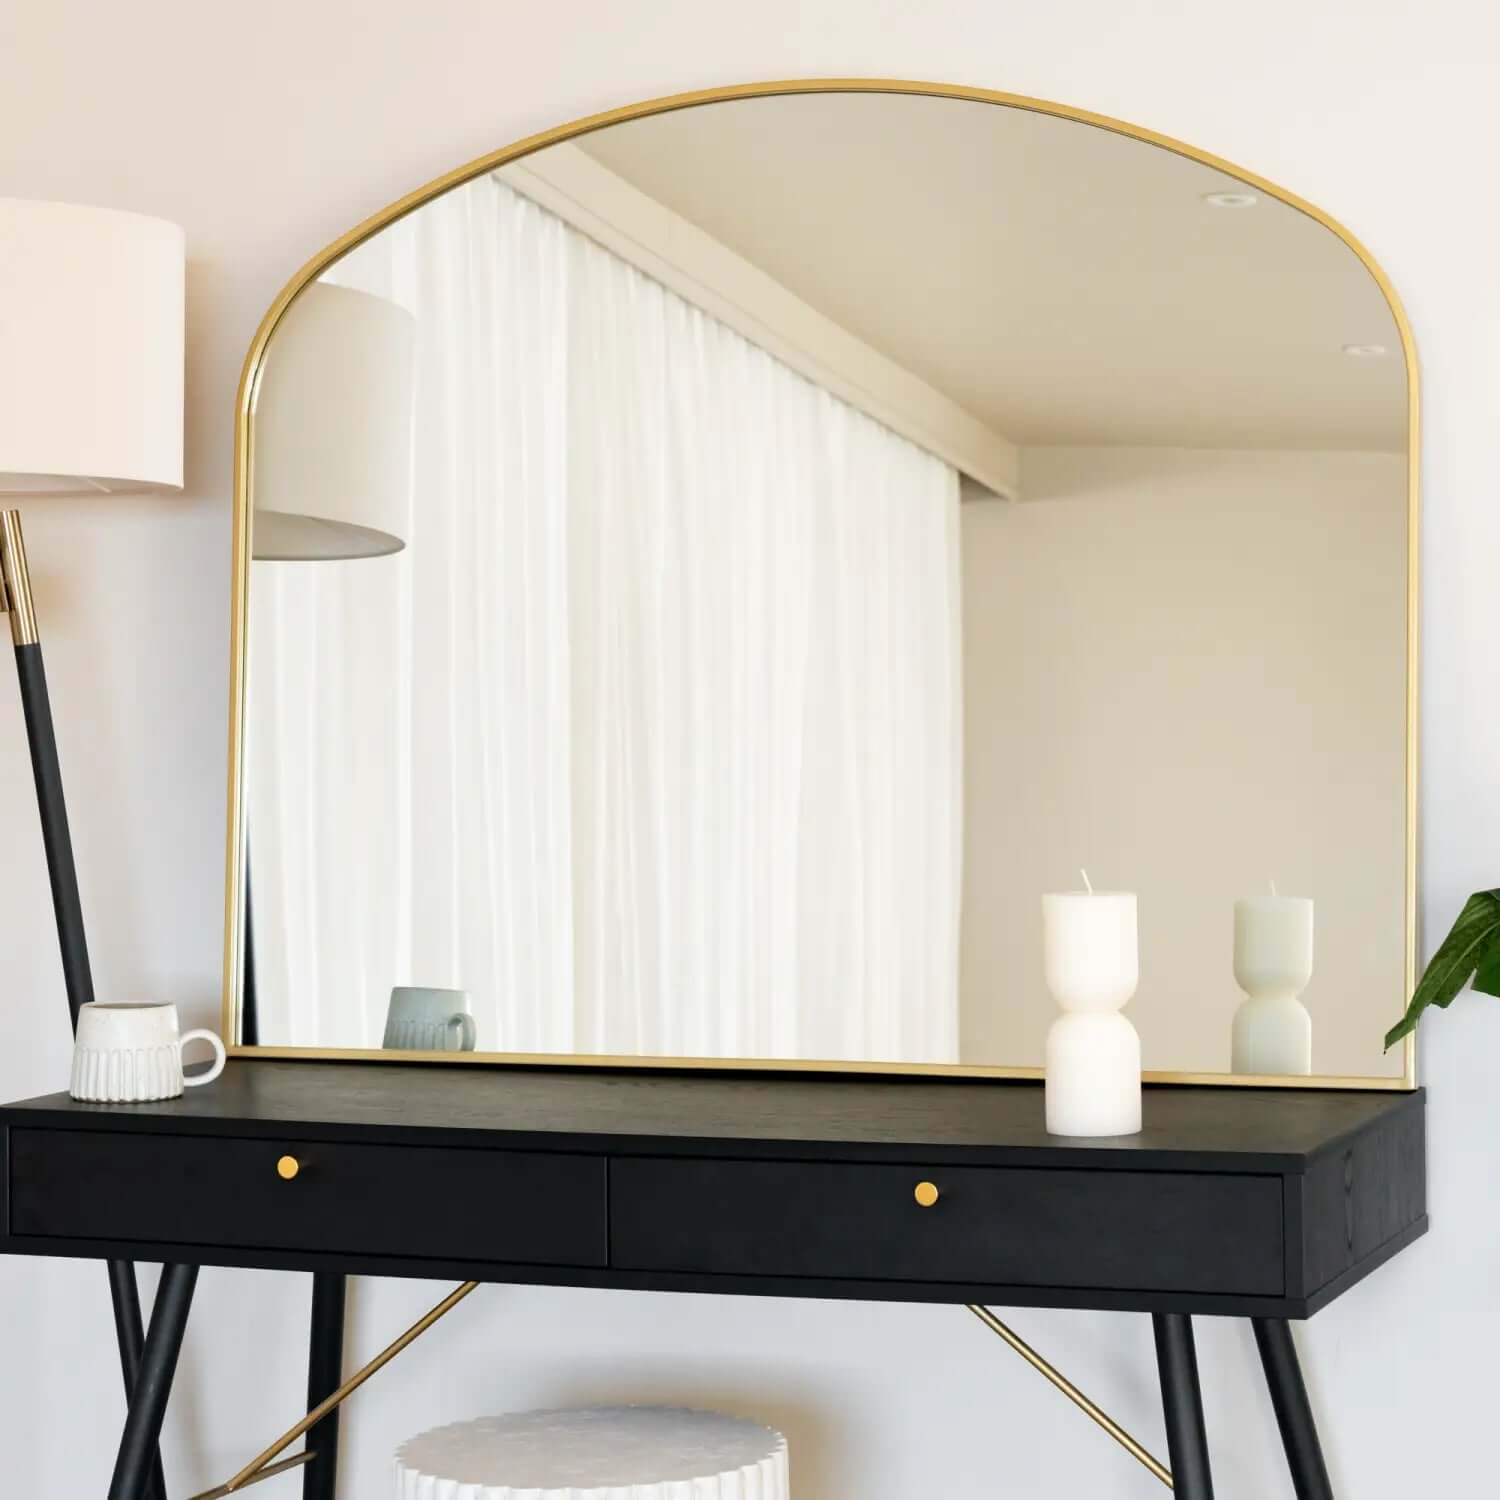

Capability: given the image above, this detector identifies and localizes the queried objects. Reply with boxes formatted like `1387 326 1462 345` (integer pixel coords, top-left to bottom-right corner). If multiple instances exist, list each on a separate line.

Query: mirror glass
236 88 1412 1080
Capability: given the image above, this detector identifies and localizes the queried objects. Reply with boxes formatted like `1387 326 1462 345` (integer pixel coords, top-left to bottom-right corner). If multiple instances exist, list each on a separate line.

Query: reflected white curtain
249 174 962 1061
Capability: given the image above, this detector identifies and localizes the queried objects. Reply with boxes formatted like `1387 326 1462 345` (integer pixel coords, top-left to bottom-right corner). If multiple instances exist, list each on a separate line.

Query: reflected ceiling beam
498 146 1020 502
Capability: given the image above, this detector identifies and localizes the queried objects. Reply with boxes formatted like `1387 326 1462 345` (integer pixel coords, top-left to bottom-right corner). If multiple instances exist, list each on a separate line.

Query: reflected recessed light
1203 191 1258 209
1342 343 1389 358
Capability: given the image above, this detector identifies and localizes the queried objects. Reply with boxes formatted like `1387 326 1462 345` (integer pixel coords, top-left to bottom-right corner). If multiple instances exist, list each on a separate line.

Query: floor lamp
0 197 185 1500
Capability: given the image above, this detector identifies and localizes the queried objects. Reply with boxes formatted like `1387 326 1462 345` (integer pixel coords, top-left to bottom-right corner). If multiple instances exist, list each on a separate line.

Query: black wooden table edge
0 1081 1427 1177
1301 1213 1429 1315
0 1115 1331 1174
0 1218 1427 1319
0 1075 1427 1323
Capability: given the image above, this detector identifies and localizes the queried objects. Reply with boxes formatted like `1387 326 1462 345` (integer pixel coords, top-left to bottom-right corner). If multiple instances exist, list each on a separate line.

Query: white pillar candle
1043 888 1142 1137
1231 894 1314 1075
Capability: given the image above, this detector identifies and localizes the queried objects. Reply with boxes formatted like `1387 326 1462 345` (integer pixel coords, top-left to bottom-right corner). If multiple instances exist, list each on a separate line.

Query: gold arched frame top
223 78 1419 1090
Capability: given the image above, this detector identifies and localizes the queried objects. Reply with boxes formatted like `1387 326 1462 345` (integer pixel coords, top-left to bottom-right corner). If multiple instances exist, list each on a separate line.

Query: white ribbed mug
383 987 477 1052
70 1003 226 1103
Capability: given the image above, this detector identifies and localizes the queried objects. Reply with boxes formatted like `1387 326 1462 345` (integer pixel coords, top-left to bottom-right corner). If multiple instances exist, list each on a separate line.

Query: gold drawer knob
914 1180 940 1208
276 1154 301 1181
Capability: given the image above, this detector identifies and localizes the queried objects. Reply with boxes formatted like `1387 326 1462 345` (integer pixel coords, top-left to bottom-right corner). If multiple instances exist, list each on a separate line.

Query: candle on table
1043 871 1142 1137
1231 886 1314 1076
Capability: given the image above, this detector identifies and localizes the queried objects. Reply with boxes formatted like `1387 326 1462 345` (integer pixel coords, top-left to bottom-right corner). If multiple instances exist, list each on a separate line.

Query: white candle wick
1270 878 1278 897
1080 868 1093 894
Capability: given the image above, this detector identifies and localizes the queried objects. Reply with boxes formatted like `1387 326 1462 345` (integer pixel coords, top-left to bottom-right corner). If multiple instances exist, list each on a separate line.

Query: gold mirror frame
223 78 1419 1089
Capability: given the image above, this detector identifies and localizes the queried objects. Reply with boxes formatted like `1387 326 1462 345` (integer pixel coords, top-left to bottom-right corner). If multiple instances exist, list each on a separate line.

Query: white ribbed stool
395 1406 789 1499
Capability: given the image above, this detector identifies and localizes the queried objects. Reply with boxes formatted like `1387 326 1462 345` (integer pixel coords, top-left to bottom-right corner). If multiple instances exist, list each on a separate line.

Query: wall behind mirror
231 85 1415 1083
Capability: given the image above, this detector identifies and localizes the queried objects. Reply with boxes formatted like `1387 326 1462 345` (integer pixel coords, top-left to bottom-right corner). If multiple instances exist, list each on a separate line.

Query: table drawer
8 1128 606 1268
612 1158 1283 1295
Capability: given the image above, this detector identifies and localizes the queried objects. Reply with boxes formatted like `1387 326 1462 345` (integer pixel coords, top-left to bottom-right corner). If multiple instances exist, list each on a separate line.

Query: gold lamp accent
0 511 38 648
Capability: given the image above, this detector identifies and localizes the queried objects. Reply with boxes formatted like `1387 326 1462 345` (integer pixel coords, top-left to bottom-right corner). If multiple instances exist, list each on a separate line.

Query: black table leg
107 1260 169 1500
303 1273 348 1500
1154 1312 1215 1498
1253 1318 1334 1499
107 1263 198 1500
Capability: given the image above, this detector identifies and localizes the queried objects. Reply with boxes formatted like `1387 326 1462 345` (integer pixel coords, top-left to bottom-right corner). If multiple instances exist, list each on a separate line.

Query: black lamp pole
1 508 173 1500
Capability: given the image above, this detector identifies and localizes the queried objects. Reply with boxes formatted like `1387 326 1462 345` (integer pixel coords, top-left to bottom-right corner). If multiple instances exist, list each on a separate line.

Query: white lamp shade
251 281 415 560
0 197 184 494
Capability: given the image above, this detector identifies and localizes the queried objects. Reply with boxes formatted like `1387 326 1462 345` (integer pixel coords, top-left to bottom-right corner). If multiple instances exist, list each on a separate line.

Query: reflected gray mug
383 987 477 1052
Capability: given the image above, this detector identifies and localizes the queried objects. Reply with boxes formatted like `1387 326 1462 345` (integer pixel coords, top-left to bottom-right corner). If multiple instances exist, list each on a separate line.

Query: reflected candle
1043 882 1142 1137
1231 893 1314 1075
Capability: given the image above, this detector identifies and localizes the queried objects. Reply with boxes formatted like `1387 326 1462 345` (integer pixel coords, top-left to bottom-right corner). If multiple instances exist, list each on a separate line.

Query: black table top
1 1060 1421 1172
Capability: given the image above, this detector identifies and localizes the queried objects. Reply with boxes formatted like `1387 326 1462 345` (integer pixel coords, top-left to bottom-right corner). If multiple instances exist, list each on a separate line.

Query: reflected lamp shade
250 282 415 560
0 198 185 494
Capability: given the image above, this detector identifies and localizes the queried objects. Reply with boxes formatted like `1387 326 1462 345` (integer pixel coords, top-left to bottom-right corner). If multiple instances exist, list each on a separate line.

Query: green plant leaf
1474 947 1500 998
1385 889 1500 1049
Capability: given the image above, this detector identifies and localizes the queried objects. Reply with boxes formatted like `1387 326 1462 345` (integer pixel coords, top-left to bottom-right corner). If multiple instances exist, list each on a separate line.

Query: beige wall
0 3 1494 1498
960 447 1408 1076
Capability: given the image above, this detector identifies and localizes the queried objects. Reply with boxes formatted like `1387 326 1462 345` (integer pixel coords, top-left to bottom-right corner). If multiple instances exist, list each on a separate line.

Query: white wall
960 447 1408 1077
0 3 1493 1496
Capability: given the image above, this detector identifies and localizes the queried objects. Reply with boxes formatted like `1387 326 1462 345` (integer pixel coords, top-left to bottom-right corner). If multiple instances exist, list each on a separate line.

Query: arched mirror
225 82 1416 1086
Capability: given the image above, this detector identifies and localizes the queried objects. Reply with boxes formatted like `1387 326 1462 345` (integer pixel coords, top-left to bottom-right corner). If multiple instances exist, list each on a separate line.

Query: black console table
0 1063 1427 1498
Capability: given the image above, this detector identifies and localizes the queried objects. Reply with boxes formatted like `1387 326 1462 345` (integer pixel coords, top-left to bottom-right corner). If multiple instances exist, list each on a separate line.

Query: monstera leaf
1385 889 1500 1049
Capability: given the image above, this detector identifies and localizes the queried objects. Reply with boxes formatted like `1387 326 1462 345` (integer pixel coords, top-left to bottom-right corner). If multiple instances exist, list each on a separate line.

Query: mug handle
180 1028 227 1087
445 1014 477 1052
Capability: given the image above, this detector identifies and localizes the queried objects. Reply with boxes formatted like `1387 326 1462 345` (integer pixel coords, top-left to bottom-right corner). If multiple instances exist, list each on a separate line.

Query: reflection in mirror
238 89 1411 1080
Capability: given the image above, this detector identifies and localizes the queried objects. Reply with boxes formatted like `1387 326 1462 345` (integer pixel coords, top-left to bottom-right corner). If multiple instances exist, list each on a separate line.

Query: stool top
395 1406 788 1493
